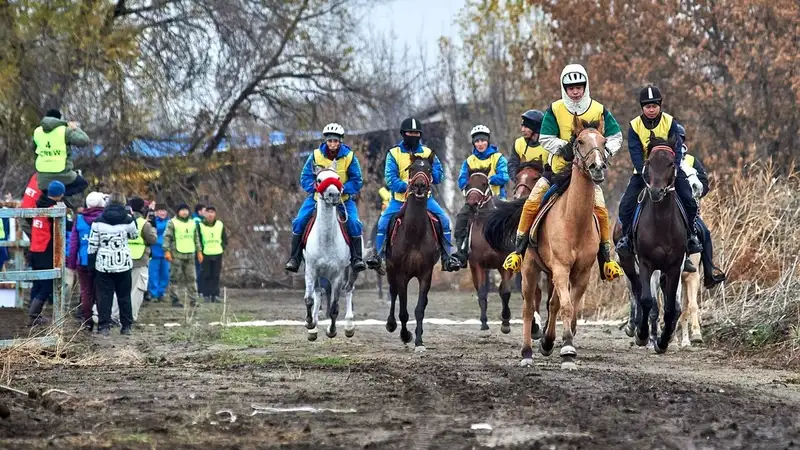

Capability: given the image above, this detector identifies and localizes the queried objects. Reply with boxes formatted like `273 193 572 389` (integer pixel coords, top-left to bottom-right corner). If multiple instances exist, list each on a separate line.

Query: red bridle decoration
407 171 432 190
316 176 344 194
650 144 675 158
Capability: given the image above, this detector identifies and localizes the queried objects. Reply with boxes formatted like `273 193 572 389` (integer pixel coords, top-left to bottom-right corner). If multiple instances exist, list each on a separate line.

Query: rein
572 133 607 175
464 172 493 208
641 145 677 203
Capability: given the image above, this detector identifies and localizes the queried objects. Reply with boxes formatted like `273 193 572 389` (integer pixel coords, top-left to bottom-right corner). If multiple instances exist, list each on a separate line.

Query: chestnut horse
485 117 609 369
615 138 687 354
384 153 441 352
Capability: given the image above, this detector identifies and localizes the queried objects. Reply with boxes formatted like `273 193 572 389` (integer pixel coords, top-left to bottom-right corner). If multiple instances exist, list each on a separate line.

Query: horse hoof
386 321 397 333
307 330 318 342
691 336 704 344
500 323 511 335
561 360 578 371
560 345 577 358
305 321 315 330
531 323 543 341
480 323 490 331
654 341 668 354
400 330 412 344
624 324 636 338
520 358 533 367
326 330 337 339
538 339 554 357
680 340 691 348
345 328 355 338
415 345 426 353
634 335 648 347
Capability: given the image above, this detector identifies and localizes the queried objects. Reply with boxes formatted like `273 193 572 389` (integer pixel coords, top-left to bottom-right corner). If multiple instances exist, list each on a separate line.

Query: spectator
68 192 106 331
198 205 227 302
33 109 90 197
88 192 137 337
192 203 205 292
148 203 171 302
163 204 201 308
126 197 157 322
27 181 66 326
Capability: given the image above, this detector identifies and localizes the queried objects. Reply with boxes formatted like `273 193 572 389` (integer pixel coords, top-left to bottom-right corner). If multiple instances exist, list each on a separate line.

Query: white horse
679 252 703 347
303 169 358 341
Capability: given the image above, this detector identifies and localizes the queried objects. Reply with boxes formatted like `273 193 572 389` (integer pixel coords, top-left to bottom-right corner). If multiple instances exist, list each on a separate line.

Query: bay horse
462 168 512 333
485 117 609 369
302 169 358 341
384 153 442 351
615 138 686 354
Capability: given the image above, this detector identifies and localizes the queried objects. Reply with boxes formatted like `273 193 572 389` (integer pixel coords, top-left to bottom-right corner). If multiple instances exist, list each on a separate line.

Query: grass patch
219 326 283 346
111 433 154 444
307 355 351 366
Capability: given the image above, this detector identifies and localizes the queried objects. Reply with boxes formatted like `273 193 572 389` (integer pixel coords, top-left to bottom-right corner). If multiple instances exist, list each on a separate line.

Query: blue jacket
628 118 684 174
457 145 510 190
385 141 444 195
151 216 170 258
300 143 363 196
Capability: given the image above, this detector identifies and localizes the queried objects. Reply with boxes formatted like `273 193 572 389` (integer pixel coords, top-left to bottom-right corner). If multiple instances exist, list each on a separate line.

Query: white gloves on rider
680 159 702 198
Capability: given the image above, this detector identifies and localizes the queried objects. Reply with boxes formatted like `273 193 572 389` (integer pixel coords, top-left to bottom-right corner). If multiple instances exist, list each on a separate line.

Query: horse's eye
577 139 584 146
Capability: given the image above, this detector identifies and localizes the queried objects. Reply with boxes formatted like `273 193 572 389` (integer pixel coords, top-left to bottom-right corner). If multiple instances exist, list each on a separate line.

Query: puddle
250 404 357 415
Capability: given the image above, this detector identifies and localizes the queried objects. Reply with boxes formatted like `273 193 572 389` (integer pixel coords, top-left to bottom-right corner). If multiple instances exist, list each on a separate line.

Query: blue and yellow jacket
384 141 443 202
457 145 509 198
300 143 363 200
627 113 685 174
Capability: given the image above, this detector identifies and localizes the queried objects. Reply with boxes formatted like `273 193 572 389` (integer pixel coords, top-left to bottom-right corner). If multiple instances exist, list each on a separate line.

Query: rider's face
520 125 533 139
566 85 585 101
326 139 340 151
642 103 661 119
474 139 489 152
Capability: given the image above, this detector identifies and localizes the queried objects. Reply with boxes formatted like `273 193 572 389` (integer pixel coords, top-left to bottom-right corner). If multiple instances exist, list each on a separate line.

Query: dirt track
1 287 799 449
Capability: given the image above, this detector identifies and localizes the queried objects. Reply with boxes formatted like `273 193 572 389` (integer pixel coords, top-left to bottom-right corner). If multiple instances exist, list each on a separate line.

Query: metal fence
0 207 67 348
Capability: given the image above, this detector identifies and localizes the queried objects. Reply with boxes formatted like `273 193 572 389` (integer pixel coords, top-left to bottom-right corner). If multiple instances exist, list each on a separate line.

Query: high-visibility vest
128 217 147 260
171 218 196 254
199 220 224 256
33 126 68 173
630 112 675 174
388 146 433 202
466 152 502 196
550 99 606 141
312 149 355 201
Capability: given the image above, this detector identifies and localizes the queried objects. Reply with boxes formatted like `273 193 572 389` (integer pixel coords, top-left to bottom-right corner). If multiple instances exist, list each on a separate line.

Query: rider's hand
68 121 79 130
164 251 173 262
197 252 204 264
688 174 703 199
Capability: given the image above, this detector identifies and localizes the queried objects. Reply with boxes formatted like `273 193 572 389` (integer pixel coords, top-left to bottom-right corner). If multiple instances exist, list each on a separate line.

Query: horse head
571 115 608 184
407 152 434 201
315 168 344 206
465 167 492 208
643 137 677 203
513 160 544 199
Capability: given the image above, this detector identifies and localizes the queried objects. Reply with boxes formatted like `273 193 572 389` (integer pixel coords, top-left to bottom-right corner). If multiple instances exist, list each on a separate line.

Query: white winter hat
86 191 106 209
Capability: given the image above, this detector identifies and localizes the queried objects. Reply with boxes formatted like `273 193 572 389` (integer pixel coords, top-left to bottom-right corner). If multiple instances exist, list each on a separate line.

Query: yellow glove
164 251 173 262
503 253 522 272
603 260 623 281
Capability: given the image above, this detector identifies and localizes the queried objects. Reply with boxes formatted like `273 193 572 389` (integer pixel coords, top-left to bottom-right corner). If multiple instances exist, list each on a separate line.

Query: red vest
22 174 41 209
30 214 52 253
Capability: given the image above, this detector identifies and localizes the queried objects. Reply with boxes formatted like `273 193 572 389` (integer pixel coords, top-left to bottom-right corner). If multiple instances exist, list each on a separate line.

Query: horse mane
481 198 526 253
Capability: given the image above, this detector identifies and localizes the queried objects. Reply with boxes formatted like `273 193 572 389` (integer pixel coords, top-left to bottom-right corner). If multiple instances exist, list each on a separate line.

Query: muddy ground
0 286 799 449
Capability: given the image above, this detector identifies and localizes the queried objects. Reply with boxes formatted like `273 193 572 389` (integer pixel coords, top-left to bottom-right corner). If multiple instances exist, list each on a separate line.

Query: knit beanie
47 181 65 197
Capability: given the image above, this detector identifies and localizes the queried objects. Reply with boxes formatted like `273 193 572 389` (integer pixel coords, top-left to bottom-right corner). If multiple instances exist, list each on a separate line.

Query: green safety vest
172 218 196 254
33 126 68 173
199 220 224 256
129 217 147 260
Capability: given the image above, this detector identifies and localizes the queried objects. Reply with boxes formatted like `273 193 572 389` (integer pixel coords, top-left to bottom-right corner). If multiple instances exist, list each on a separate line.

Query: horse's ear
573 114 584 136
597 114 605 135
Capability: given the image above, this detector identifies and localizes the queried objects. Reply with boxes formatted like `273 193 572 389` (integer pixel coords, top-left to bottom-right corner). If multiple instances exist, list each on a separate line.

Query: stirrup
683 258 697 273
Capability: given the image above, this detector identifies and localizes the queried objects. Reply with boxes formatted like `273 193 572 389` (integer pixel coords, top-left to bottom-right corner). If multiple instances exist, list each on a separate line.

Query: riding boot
452 206 472 268
284 233 304 273
517 188 546 248
438 229 460 273
682 258 698 273
594 205 623 281
350 236 367 273
700 234 727 288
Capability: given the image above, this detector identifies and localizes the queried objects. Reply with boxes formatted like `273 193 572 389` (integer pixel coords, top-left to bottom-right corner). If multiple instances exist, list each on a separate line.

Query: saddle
384 203 441 257
527 183 600 248
630 190 691 242
302 209 351 246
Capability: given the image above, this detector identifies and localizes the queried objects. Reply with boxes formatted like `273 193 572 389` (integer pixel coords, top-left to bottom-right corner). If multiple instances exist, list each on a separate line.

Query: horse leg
635 265 655 347
499 270 512 335
344 273 356 338
562 267 592 370
520 258 539 366
326 277 342 338
679 274 691 347
685 257 703 343
624 275 639 338
540 268 566 358
471 265 489 331
648 273 661 350
304 273 319 341
398 278 412 345
386 276 399 333
414 271 433 352
531 273 548 340
656 267 682 353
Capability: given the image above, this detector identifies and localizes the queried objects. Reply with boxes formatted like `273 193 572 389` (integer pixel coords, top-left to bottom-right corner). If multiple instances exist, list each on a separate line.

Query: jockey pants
618 174 698 236
696 216 715 273
291 196 363 237
375 198 452 257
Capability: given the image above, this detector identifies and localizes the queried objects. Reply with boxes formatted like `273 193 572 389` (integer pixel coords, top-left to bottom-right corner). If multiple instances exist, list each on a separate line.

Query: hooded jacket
33 117 90 189
457 145 510 198
67 206 104 269
88 203 137 273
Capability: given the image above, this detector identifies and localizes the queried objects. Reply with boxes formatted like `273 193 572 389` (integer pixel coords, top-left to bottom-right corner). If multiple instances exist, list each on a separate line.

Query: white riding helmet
470 124 491 141
322 122 345 139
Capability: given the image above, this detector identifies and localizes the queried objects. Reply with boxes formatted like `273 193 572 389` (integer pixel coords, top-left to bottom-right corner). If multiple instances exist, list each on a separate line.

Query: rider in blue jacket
285 123 365 273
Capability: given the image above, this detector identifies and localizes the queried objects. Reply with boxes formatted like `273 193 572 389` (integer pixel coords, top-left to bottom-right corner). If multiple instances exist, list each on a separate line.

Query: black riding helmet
639 85 662 107
400 117 423 136
521 109 544 133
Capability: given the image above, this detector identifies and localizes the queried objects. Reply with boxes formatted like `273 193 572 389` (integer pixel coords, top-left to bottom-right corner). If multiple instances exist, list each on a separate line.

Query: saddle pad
303 210 351 246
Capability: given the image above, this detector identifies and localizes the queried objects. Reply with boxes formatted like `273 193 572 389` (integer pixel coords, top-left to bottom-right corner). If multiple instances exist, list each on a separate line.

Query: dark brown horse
462 168 513 332
384 153 441 352
512 161 544 200
615 138 686 354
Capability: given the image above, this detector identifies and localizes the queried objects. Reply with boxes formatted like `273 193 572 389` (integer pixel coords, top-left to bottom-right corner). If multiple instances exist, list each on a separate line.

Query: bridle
406 170 432 198
512 167 539 199
464 172 493 208
314 168 347 223
572 130 607 176
641 145 677 203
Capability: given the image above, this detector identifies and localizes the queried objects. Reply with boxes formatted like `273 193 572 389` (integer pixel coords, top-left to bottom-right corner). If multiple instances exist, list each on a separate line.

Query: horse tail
481 198 526 253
